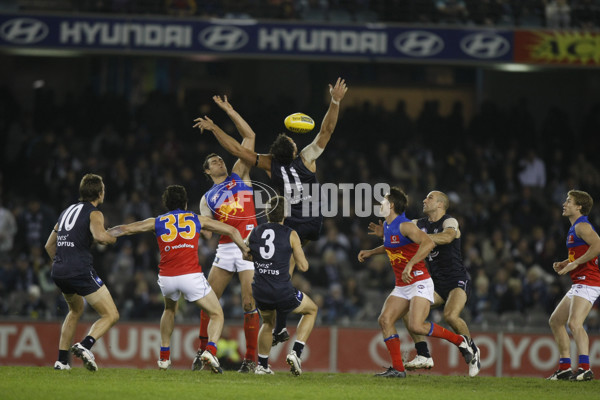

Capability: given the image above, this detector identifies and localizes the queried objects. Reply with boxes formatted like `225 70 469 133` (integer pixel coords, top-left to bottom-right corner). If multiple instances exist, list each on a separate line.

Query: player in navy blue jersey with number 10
247 196 318 376
45 173 119 372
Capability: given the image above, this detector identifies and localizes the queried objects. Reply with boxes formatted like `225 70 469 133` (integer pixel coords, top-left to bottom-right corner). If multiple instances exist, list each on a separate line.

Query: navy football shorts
254 288 303 315
433 274 471 302
53 270 105 296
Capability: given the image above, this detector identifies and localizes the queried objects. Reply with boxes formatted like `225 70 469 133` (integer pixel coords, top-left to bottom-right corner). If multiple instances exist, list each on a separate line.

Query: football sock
199 310 210 351
274 311 288 335
258 354 269 369
206 342 217 356
559 357 571 370
160 347 170 361
384 334 404 372
578 355 590 370
415 341 431 358
80 335 96 350
244 309 259 361
292 340 305 358
58 349 69 364
428 323 463 347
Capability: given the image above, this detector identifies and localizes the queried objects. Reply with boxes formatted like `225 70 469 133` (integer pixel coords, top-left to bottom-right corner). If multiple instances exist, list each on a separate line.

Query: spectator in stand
518 150 547 190
434 0 469 23
0 199 17 260
545 0 571 28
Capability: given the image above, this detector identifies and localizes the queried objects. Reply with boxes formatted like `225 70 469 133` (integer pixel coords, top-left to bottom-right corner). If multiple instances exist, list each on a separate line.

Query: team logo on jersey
218 198 245 222
386 250 409 264
226 178 237 190
391 235 400 244
568 234 575 244
164 246 171 252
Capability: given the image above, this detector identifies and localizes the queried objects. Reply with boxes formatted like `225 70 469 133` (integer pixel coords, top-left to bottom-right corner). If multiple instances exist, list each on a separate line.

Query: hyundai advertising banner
0 13 514 63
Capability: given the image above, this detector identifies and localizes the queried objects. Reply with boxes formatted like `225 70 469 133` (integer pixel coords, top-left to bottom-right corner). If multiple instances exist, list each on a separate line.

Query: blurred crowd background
1 0 600 334
4 0 600 29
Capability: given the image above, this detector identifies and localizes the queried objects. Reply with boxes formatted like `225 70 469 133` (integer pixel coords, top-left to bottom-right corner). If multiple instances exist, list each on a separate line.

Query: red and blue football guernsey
155 209 202 277
205 173 257 245
384 213 430 287
566 215 600 286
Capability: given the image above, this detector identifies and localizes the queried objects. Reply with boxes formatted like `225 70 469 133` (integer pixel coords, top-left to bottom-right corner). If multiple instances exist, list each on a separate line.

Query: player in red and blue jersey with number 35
358 187 476 378
108 185 250 373
547 190 600 382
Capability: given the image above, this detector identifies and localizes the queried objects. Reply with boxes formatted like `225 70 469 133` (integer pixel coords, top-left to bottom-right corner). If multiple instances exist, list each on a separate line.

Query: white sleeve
299 142 324 164
442 217 459 231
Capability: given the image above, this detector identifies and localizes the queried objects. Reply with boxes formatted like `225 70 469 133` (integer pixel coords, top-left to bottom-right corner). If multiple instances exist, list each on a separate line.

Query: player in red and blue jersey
108 185 250 373
358 187 475 378
195 95 261 373
547 190 600 382
193 78 348 344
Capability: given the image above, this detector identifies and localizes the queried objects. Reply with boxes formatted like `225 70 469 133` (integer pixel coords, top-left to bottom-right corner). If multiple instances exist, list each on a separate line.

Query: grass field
1 366 598 400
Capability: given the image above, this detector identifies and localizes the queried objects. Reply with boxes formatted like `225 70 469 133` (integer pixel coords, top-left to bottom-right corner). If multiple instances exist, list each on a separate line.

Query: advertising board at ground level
1 321 598 377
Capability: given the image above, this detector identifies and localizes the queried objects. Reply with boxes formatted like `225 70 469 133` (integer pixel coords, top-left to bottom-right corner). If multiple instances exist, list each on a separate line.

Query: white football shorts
157 272 212 302
213 242 254 272
390 278 435 304
566 283 600 305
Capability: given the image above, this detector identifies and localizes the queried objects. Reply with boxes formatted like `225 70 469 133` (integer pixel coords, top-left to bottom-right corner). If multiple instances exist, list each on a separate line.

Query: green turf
1 367 598 400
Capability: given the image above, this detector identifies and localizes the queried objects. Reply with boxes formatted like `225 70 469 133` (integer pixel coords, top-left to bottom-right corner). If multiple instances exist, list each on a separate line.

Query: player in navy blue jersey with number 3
247 196 318 376
194 77 348 343
45 174 119 372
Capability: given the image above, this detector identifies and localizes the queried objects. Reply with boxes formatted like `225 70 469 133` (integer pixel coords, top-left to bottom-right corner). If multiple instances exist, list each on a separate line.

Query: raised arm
193 116 273 173
290 230 309 274
90 211 117 245
213 95 256 179
107 218 155 238
300 77 348 169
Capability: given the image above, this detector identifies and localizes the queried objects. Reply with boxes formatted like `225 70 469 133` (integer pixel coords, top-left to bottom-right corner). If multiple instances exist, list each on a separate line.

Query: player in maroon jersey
547 190 600 382
358 187 475 378
108 185 250 373
196 95 261 373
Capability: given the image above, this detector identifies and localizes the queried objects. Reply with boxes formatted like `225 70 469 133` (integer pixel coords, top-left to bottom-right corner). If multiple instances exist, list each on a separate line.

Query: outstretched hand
329 77 348 103
368 220 384 238
213 95 233 113
193 116 216 133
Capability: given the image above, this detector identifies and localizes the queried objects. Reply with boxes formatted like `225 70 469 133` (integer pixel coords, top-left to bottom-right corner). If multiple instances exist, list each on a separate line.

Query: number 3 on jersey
159 213 197 242
260 229 275 259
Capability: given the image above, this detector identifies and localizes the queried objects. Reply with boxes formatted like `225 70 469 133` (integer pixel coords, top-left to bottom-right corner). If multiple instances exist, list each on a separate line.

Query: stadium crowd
7 0 600 29
0 79 599 334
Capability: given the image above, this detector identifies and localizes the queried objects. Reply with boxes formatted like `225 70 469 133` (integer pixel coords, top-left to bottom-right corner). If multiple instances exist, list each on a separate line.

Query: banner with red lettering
1 321 598 377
